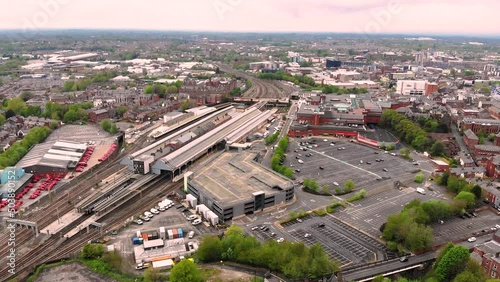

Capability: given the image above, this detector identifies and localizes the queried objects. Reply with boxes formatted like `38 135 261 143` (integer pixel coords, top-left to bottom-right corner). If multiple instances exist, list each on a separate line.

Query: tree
414 173 425 184
470 185 482 201
81 244 104 259
7 97 26 114
0 114 5 126
116 106 128 117
454 191 476 208
170 259 203 282
434 245 470 282
344 179 355 191
100 119 112 132
101 251 122 271
399 148 410 159
19 91 33 102
143 266 164 282
196 235 222 262
431 141 445 156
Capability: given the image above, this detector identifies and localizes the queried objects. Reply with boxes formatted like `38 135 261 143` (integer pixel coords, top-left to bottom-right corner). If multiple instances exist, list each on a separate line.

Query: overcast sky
2 0 499 35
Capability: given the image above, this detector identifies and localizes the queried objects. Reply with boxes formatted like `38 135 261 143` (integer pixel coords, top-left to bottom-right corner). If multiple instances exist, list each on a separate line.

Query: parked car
187 215 198 221
192 219 202 225
468 237 476 242
277 238 284 243
399 256 408 262
251 226 259 231
188 231 195 239
317 223 325 228
134 219 143 225
304 233 312 238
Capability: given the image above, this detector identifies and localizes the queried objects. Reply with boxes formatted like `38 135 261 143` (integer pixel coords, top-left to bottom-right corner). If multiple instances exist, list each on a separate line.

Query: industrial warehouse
16 141 88 175
185 151 295 222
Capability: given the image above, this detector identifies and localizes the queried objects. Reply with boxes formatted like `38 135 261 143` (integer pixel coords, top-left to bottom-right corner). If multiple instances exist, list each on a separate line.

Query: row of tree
270 136 294 179
436 170 482 199
321 85 368 94
382 192 477 253
257 71 316 88
63 70 120 92
380 110 445 155
415 116 449 133
196 225 338 279
144 81 182 98
0 126 52 169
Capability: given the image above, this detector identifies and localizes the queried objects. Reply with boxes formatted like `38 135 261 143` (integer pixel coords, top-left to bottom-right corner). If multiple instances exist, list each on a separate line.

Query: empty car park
286 216 390 267
285 139 423 195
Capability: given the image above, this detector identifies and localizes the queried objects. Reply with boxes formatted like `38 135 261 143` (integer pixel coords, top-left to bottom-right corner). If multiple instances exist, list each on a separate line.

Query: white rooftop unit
143 239 164 250
53 141 87 151
159 227 166 240
196 204 210 218
206 210 219 226
152 259 174 269
186 194 197 208
166 238 185 247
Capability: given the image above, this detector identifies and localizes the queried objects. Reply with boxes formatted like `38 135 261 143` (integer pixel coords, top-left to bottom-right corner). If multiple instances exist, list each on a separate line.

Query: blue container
132 237 140 245
177 228 183 238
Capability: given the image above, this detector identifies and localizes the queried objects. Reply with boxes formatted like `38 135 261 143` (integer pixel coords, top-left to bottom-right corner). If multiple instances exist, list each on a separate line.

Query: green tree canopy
454 191 476 209
434 245 470 282
170 259 203 282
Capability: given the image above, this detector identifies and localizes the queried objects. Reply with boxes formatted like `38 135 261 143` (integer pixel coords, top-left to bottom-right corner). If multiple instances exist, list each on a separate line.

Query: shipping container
177 228 183 238
142 234 148 241
168 229 173 240
159 227 166 240
172 228 178 239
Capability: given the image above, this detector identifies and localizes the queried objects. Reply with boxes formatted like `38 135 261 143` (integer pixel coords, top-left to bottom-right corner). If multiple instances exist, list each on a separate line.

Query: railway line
216 64 286 99
0 137 147 279
0 172 181 281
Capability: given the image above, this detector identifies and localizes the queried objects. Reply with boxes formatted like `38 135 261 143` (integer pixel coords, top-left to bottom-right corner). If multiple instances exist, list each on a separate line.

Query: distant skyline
2 0 499 36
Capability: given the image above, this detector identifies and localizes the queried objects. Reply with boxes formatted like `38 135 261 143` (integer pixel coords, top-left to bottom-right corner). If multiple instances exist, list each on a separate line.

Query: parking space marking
308 148 381 178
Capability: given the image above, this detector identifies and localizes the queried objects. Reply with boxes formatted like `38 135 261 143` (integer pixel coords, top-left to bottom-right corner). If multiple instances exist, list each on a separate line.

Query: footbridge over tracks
4 219 38 236
330 252 436 282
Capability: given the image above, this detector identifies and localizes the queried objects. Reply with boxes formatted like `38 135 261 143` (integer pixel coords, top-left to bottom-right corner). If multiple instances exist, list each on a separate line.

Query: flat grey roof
155 107 262 171
190 151 293 206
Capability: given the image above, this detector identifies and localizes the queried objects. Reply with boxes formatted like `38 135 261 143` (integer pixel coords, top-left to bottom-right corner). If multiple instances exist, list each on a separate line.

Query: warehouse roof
16 140 87 170
190 151 294 206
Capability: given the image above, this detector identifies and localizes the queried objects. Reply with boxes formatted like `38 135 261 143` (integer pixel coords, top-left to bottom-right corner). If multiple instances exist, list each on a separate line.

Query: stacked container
132 237 141 245
172 229 178 239
168 229 174 240
159 227 166 240
177 228 183 238
142 233 148 241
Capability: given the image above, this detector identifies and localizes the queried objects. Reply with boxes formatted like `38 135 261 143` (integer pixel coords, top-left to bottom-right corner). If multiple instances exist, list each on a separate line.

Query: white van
416 188 426 195
298 159 304 164
188 231 195 239
333 182 339 186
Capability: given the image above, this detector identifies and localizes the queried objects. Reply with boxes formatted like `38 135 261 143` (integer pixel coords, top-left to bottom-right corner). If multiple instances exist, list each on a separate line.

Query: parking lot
112 201 217 256
281 214 390 267
286 138 422 195
432 210 500 245
334 186 448 238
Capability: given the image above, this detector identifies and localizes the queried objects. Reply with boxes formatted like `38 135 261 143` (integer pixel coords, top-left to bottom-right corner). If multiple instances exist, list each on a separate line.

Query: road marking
309 149 381 178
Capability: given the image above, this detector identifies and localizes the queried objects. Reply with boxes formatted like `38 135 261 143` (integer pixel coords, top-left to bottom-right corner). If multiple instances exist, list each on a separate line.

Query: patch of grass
313 208 327 216
200 268 222 281
26 260 77 282
79 259 137 282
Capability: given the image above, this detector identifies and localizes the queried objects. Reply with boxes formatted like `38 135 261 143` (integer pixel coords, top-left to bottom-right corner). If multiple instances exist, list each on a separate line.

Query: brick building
179 77 236 105
486 156 500 179
461 118 500 134
450 166 485 179
89 109 110 122
471 230 500 279
463 129 479 148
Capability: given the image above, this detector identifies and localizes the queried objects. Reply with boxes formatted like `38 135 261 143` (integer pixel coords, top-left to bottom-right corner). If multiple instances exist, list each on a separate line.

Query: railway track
0 176 181 281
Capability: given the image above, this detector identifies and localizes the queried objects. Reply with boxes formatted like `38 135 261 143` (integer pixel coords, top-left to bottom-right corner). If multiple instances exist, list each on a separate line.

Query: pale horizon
1 0 499 36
